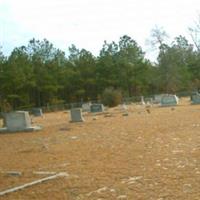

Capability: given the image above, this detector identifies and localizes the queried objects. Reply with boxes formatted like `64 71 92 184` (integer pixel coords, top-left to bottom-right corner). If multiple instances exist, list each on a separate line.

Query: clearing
0 97 199 199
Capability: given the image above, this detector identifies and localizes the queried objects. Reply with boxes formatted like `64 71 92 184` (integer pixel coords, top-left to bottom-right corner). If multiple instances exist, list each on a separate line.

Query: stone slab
191 94 200 104
70 108 84 122
0 111 42 133
90 104 104 113
161 95 178 106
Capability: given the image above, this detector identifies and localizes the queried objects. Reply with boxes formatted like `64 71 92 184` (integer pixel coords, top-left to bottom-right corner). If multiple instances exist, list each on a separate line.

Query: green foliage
0 34 200 110
49 97 65 105
102 87 122 107
157 36 193 93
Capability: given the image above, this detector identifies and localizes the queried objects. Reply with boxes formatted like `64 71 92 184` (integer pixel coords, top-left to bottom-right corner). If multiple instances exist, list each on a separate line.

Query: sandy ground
0 97 199 200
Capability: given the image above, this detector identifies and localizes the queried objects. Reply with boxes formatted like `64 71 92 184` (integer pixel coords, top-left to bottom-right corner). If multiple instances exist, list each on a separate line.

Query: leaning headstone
0 111 42 133
191 93 200 104
161 95 178 107
90 104 104 113
32 108 43 117
82 102 92 112
70 108 84 122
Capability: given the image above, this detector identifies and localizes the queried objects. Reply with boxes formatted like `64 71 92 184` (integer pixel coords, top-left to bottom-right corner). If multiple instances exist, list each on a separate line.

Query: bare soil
0 97 199 200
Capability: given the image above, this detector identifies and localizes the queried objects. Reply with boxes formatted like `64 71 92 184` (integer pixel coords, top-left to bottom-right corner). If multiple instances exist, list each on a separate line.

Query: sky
0 0 199 61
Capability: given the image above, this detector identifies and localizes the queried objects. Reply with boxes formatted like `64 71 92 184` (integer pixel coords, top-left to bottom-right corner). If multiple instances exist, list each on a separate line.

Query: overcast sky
0 0 199 61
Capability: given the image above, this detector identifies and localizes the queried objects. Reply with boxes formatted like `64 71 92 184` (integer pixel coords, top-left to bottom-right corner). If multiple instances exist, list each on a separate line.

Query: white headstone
82 102 92 112
70 108 84 122
141 96 145 105
121 104 127 110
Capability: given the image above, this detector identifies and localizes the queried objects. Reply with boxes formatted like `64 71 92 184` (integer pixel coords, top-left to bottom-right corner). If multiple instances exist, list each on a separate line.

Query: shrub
102 87 122 107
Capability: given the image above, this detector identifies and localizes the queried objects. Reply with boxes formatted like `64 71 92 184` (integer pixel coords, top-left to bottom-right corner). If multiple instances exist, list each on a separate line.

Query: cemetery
0 97 199 199
1 5 200 198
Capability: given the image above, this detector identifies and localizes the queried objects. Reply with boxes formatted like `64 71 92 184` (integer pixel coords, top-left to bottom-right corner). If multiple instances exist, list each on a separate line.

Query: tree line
0 29 200 110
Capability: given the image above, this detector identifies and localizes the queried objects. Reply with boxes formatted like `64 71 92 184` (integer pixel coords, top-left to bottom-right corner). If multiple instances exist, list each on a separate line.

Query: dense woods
1 31 200 110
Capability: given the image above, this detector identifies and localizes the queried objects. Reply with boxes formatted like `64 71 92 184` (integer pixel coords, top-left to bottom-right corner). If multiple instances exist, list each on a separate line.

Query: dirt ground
0 97 199 200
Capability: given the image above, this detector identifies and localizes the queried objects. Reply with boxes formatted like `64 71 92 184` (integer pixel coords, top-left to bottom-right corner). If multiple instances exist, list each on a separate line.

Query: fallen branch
0 172 68 196
33 171 57 175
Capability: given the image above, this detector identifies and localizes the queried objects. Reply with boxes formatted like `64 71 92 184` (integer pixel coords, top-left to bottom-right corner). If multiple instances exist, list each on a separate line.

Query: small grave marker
90 104 104 113
32 108 43 117
82 102 92 112
141 96 145 105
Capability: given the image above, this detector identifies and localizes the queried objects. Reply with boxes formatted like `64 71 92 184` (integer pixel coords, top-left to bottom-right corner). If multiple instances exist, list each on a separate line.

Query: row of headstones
140 94 179 106
70 103 104 122
1 94 200 133
154 93 200 106
0 104 105 133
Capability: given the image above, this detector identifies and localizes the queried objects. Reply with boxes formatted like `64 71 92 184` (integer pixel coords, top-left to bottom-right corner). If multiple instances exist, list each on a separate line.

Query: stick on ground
0 172 68 196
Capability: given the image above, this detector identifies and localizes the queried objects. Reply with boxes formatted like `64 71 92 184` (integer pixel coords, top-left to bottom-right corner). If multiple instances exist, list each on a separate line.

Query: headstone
82 102 92 112
121 104 127 111
145 97 153 104
70 108 84 122
191 93 200 104
161 95 179 106
90 104 104 113
0 111 42 133
141 96 145 105
154 94 166 104
32 108 43 117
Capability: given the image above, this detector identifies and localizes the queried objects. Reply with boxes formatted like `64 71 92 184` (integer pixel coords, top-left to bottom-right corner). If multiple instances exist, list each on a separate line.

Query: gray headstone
90 104 104 113
70 108 84 122
32 108 43 117
191 94 200 104
0 111 42 132
154 94 166 104
161 95 178 106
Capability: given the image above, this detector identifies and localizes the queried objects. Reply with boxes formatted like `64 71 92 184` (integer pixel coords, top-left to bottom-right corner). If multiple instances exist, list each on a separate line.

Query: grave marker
154 94 166 104
0 111 42 133
191 93 200 104
32 108 43 117
90 104 104 113
82 102 92 112
70 108 84 122
161 95 178 107
141 96 145 105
